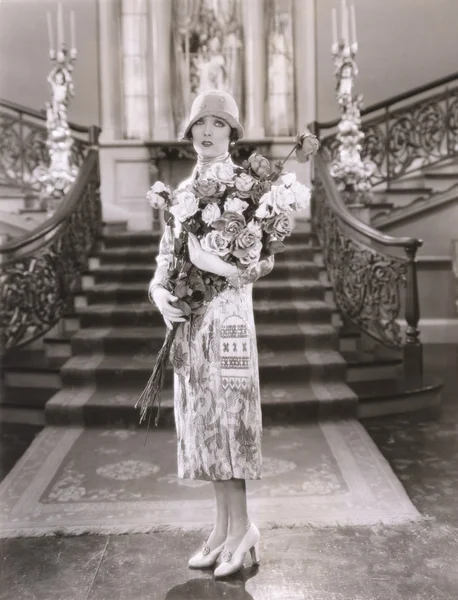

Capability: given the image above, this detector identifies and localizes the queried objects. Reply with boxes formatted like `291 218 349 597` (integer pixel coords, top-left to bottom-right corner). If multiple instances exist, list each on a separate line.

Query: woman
148 90 274 578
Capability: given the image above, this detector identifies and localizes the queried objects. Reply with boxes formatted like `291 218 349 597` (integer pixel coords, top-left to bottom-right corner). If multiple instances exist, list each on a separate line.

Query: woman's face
190 115 231 158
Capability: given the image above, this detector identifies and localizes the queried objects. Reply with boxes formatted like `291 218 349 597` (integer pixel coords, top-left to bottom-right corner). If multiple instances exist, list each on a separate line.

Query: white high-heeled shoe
213 523 260 578
188 540 225 569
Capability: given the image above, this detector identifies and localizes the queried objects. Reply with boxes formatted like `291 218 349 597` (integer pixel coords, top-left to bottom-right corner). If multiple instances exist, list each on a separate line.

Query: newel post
89 125 101 148
403 244 423 382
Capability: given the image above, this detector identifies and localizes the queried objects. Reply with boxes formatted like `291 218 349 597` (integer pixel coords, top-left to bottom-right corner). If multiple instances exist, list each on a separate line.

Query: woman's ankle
227 518 251 539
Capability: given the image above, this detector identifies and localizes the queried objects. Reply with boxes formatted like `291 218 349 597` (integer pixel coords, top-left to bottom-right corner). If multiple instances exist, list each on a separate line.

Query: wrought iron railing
0 126 101 354
316 72 458 187
0 98 89 191
311 148 424 380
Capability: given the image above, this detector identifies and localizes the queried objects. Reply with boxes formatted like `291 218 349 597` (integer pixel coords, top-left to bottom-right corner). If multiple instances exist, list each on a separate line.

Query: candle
340 0 347 43
47 12 54 51
332 8 338 45
57 2 64 47
70 10 76 50
350 4 357 45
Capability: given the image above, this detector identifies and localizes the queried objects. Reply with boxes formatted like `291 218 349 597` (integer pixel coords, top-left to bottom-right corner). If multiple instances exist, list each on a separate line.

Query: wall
2 1 458 130
381 201 458 257
0 0 100 127
316 0 458 122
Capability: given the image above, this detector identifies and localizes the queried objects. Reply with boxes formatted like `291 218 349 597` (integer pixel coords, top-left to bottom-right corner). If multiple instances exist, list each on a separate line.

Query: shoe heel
249 542 260 565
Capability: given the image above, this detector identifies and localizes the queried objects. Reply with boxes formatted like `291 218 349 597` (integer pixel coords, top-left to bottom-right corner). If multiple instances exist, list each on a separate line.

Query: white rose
209 162 235 185
246 220 263 239
224 196 249 213
268 184 296 215
255 192 273 219
234 173 256 195
201 203 221 225
169 190 199 222
201 230 231 256
146 181 170 210
291 182 311 210
281 172 297 187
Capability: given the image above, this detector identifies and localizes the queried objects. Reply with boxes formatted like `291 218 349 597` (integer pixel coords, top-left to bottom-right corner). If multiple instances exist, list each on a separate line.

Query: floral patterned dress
149 163 275 481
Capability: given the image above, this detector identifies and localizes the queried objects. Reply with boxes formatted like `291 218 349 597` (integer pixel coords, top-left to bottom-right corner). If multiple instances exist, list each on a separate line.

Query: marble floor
0 345 457 600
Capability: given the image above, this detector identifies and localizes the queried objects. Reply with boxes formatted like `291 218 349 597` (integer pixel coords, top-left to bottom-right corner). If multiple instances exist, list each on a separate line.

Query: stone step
58 348 349 388
352 375 443 418
77 278 326 305
72 299 333 327
98 229 319 250
373 187 433 208
1 351 66 388
81 260 321 285
45 322 339 357
45 380 358 428
0 385 57 409
91 242 320 266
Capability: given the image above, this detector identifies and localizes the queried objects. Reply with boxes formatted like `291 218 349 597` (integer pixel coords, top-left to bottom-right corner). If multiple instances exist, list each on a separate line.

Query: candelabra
329 2 374 204
33 4 78 215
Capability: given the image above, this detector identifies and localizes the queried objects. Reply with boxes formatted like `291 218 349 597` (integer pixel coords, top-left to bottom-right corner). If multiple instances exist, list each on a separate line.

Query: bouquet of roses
136 131 319 437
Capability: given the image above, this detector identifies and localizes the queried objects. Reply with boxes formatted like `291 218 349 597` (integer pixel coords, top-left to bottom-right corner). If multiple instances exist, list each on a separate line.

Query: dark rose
248 153 271 178
263 213 294 240
193 177 225 198
212 211 246 240
232 224 263 265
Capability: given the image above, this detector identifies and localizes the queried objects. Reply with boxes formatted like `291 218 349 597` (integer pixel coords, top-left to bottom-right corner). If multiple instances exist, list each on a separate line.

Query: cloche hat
181 90 244 141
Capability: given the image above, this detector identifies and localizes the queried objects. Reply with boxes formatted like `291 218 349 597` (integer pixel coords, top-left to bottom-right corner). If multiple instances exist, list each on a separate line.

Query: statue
48 64 75 132
33 47 78 214
195 36 226 93
331 37 374 203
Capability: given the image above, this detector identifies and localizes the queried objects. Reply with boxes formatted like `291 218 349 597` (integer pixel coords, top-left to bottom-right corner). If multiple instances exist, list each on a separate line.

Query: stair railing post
89 125 101 148
403 244 423 382
19 110 25 188
385 106 391 189
445 85 451 157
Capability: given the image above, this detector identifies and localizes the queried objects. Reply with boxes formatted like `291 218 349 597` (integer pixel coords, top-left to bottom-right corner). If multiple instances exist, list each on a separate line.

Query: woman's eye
215 120 224 127
195 119 204 125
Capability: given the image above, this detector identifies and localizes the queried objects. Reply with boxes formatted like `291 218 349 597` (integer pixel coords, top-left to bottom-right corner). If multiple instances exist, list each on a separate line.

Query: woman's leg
222 478 251 551
207 481 229 547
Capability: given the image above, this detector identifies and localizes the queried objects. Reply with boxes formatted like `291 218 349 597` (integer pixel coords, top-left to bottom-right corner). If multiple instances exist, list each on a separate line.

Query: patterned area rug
0 420 421 538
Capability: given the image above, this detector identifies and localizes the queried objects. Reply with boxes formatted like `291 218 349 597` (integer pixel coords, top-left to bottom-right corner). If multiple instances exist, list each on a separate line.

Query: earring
230 141 236 147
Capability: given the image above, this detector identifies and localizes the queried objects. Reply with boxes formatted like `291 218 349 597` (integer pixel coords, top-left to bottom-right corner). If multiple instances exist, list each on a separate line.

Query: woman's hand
187 232 236 276
152 287 186 330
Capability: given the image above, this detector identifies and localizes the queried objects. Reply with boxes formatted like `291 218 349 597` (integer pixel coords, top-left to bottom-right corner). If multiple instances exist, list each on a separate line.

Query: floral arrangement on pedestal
136 132 319 437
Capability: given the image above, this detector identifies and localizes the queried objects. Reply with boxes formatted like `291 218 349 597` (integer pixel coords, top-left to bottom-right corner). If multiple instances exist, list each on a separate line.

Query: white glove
152 287 186 330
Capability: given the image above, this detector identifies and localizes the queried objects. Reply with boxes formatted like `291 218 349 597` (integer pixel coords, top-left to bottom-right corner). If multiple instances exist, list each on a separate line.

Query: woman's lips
201 141 213 147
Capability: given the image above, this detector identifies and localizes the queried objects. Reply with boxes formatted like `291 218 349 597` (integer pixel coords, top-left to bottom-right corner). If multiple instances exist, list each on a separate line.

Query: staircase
371 158 458 226
3 216 441 429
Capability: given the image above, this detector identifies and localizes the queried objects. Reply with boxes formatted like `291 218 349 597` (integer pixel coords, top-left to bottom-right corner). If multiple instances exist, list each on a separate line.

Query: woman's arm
226 255 275 290
147 224 174 303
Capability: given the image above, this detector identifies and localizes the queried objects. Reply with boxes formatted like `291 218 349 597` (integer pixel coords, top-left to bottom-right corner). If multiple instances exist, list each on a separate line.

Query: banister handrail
0 97 90 134
0 125 102 353
316 71 458 130
311 143 424 377
0 125 101 261
314 153 422 250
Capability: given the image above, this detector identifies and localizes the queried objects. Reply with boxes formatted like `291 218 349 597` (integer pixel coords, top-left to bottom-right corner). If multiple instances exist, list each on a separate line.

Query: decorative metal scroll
320 84 458 187
312 174 407 348
0 106 88 192
0 152 101 353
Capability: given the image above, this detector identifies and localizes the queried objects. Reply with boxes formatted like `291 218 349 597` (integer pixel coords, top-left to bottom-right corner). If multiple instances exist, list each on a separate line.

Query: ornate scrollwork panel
312 174 406 348
0 107 88 191
0 155 101 353
320 84 458 187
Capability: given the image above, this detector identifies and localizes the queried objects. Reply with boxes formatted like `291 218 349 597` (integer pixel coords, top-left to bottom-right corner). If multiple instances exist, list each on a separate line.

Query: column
242 0 265 138
294 0 317 129
97 0 122 141
148 0 174 139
